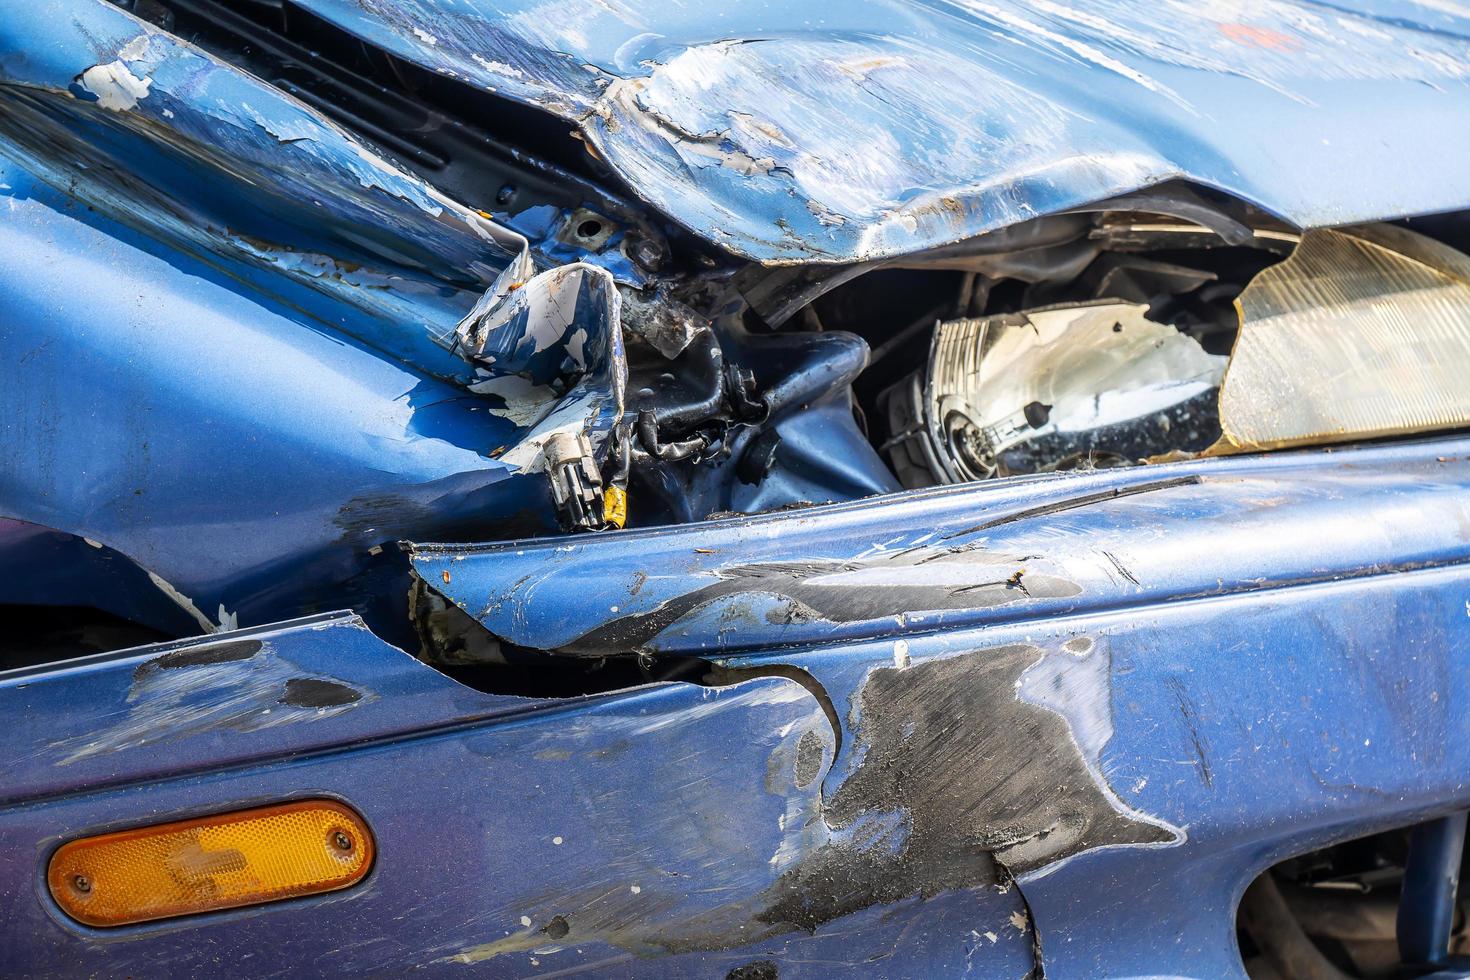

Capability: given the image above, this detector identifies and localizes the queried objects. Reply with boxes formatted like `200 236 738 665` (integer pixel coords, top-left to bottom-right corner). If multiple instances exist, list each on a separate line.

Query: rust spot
442 570 452 585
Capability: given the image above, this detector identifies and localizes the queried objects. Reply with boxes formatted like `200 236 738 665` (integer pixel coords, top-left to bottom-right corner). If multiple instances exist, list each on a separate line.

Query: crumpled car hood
287 0 1470 263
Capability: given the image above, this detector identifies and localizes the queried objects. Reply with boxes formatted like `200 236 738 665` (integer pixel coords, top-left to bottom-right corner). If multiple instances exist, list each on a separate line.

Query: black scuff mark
1100 549 1141 587
437 641 1176 969
794 729 824 788
541 915 571 940
279 677 363 708
755 645 1178 936
554 554 1081 657
137 638 261 676
726 961 779 980
1166 675 1213 787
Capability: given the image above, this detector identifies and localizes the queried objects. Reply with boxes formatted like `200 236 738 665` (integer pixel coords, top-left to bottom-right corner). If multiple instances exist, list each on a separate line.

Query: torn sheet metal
411 437 1470 973
0 1 629 633
458 263 626 473
1 617 1034 976
412 439 1470 659
1217 224 1470 452
287 0 1470 263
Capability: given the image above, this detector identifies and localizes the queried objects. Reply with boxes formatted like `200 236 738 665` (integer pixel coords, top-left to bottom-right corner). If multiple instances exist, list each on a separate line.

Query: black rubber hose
636 408 705 462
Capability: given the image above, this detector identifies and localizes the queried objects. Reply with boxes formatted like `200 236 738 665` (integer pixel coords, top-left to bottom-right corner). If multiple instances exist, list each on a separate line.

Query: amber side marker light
47 800 373 927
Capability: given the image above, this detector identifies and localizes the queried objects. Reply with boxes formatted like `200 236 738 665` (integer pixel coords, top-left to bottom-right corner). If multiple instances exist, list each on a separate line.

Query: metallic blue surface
286 0 1470 262
4 437 1470 974
0 153 531 632
4 0 1470 976
1400 813 1467 966
0 615 1034 977
0 0 633 633
411 436 1470 976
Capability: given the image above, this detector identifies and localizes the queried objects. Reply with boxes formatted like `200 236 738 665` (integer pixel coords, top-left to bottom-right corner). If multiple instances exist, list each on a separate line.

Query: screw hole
576 220 603 239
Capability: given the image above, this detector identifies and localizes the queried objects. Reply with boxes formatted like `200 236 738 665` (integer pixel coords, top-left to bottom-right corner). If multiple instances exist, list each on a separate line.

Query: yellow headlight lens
48 800 373 927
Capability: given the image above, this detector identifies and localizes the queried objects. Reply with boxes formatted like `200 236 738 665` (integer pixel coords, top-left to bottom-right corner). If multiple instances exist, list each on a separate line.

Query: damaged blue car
6 0 1470 976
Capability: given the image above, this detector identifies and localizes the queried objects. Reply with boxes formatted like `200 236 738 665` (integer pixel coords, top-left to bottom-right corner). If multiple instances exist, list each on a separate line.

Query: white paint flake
472 53 526 78
79 61 152 111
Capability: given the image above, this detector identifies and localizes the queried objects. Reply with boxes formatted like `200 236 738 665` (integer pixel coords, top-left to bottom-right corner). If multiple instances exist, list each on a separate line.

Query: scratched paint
287 0 1470 262
49 637 373 764
0 1 634 631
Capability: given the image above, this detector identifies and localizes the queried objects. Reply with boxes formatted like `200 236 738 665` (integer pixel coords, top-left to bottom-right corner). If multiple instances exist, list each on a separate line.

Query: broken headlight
880 300 1226 485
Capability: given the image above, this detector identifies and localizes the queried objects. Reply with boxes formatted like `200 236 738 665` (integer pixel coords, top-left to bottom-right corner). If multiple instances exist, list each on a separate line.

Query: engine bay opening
1237 813 1470 979
816 208 1292 486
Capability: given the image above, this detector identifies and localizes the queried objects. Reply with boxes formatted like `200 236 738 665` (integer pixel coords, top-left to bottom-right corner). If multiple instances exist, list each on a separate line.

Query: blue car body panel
5 0 1470 975
288 0 1470 262
0 614 1035 977
0 0 636 632
411 437 1470 974
6 439 1470 975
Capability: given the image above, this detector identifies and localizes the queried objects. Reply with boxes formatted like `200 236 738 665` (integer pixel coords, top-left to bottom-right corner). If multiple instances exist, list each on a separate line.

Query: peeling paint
77 60 152 111
49 638 373 764
551 550 1081 656
275 0 1470 263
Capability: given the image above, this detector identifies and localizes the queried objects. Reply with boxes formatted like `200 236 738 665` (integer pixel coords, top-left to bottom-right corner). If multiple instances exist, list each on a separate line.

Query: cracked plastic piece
1219 225 1470 453
544 431 605 531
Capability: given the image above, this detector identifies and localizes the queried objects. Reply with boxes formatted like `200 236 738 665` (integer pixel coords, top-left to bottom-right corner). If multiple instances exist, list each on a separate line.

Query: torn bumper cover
404 437 1470 975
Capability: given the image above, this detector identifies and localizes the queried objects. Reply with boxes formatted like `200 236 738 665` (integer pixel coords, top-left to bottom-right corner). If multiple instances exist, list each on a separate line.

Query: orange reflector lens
48 800 373 927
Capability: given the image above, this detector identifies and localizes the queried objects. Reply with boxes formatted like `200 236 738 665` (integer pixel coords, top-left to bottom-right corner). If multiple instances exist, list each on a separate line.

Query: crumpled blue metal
286 0 1470 264
0 0 626 634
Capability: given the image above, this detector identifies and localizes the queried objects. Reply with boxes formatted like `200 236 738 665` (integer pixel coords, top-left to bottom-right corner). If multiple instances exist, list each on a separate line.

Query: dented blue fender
2 615 1035 976
5 0 1470 976
411 436 1470 975
0 0 631 634
5 439 1470 975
